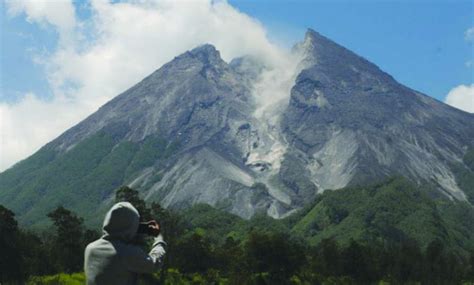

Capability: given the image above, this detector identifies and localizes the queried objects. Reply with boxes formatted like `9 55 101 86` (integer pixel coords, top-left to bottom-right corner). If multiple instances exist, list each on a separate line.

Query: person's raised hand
145 220 160 236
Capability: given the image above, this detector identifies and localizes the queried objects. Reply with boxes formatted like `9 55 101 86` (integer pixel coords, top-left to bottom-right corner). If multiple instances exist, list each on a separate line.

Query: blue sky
2 0 473 103
0 0 473 171
2 9 53 102
229 0 474 101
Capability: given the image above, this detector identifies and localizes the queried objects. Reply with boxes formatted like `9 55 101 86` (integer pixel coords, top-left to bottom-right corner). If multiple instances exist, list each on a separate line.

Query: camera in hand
137 221 160 236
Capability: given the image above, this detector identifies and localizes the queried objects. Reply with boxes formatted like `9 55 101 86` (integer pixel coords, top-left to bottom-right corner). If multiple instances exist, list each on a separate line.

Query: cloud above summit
1 0 288 171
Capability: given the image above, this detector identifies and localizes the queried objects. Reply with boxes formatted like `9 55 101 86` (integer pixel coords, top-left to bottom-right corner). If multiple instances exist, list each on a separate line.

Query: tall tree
311 238 341 278
340 239 373 284
245 231 305 283
0 205 24 283
390 239 422 283
172 231 215 274
115 186 151 220
47 206 85 273
422 240 448 284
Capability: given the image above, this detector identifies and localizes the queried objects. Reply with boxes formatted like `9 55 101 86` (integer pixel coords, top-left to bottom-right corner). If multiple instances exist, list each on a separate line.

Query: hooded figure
84 202 166 285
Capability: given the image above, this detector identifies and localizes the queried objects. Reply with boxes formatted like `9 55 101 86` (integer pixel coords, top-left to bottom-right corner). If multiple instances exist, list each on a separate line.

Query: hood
102 202 140 241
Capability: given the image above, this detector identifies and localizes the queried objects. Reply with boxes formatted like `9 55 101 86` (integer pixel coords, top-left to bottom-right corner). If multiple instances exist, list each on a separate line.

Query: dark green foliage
5 179 474 284
309 238 342 277
172 232 215 274
150 202 184 243
245 231 306 284
47 209 81 271
115 186 152 221
27 273 85 285
18 231 51 277
124 135 177 179
0 133 179 229
0 205 24 283
385 239 423 283
180 203 242 243
340 239 374 284
0 132 118 227
420 240 468 285
469 252 474 281
180 204 290 245
291 177 474 253
0 147 56 195
47 207 99 273
214 236 245 276
245 212 290 236
1 205 99 284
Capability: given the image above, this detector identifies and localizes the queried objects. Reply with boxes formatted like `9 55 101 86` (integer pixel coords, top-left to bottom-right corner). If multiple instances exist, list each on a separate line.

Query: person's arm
124 234 166 273
149 234 167 266
145 220 166 266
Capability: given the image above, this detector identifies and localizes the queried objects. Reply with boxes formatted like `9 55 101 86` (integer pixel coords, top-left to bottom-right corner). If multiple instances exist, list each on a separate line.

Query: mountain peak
303 28 338 47
191 43 218 54
2 27 473 230
304 28 322 41
293 28 339 58
296 27 397 86
187 43 222 64
300 28 352 59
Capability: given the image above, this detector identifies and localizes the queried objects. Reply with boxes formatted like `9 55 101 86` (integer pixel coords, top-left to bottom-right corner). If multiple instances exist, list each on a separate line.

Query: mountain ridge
1 29 473 228
283 29 473 200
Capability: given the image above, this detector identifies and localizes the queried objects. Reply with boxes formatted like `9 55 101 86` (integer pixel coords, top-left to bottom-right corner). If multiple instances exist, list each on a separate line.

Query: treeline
0 204 98 283
2 186 474 284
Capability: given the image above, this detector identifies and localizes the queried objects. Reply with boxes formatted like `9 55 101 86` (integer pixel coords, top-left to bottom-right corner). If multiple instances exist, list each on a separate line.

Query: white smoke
1 0 297 171
245 34 310 169
241 40 307 202
253 53 303 122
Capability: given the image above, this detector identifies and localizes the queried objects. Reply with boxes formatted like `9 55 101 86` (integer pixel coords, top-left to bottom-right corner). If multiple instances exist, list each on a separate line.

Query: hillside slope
290 177 474 252
1 29 473 228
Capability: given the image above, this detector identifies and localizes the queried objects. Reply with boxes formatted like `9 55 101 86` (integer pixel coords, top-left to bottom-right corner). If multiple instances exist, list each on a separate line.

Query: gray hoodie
84 202 166 285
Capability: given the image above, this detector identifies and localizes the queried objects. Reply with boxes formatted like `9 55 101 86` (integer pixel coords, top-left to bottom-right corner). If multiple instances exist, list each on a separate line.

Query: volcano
1 29 473 227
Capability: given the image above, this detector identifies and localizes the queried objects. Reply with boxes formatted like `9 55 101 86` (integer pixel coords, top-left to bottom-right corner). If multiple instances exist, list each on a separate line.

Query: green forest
2 178 474 285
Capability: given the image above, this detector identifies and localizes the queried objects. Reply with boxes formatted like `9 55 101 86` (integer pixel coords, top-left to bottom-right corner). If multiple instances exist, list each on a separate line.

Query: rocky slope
282 30 474 202
1 29 473 227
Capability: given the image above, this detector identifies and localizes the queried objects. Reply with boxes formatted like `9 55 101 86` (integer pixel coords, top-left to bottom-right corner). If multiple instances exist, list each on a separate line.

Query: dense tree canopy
0 205 23 283
2 178 474 284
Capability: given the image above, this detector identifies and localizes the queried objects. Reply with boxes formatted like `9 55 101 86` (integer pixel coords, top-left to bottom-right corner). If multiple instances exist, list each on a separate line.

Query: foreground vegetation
2 178 474 284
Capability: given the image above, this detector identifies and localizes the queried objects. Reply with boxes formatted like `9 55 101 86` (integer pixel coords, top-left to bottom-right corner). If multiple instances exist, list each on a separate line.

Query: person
84 202 166 285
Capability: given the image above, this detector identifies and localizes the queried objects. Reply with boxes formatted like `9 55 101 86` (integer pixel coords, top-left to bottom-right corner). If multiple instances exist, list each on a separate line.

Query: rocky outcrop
282 29 474 200
1 29 473 227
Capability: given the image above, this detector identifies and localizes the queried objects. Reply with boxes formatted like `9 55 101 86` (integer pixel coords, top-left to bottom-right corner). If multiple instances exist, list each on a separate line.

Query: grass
27 273 85 285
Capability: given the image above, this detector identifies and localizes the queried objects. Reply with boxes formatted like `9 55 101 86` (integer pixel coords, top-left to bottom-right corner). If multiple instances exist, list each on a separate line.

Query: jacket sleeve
124 234 166 274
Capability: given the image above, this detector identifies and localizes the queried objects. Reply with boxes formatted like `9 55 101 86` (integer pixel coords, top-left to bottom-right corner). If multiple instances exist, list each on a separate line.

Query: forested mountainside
1 29 473 230
2 177 473 284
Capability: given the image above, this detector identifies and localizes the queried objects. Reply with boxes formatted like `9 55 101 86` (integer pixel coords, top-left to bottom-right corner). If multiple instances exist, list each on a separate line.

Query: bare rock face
282 29 474 201
1 29 473 226
55 44 252 151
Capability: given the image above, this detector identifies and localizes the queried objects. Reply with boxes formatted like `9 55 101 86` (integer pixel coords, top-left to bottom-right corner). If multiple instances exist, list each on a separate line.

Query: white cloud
6 0 77 44
465 27 474 42
0 93 86 171
1 0 292 171
445 84 474 113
